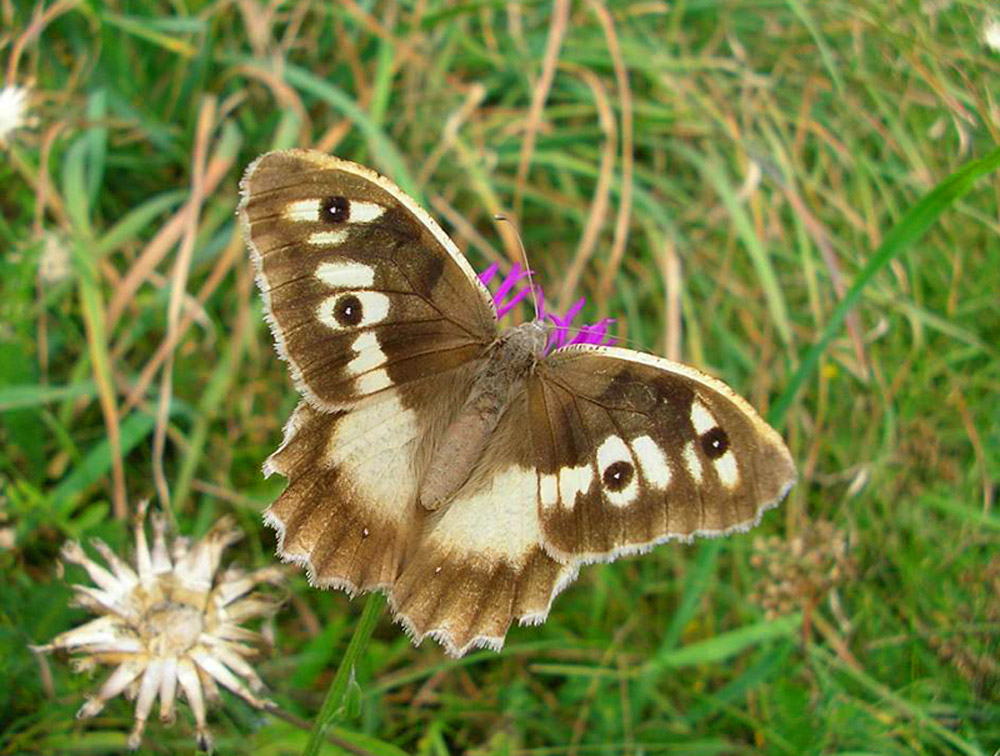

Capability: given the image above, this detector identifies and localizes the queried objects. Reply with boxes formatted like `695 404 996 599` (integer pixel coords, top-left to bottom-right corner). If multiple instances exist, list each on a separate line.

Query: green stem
301 593 384 756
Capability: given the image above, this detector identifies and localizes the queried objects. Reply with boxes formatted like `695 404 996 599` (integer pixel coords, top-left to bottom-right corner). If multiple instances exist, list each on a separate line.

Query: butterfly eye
602 460 634 492
334 294 364 326
320 195 350 223
700 427 729 460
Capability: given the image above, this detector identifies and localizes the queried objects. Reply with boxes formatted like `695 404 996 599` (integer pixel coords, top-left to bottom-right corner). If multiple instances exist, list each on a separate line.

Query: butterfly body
421 319 549 510
241 149 796 656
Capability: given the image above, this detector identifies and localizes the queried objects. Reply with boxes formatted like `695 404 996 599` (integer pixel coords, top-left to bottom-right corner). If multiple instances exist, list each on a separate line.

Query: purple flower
479 263 615 352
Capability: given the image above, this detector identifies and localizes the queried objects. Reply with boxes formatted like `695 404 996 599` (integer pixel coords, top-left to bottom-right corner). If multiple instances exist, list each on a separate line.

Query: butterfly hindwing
240 150 497 410
389 394 579 656
266 384 579 654
263 359 481 594
529 345 796 562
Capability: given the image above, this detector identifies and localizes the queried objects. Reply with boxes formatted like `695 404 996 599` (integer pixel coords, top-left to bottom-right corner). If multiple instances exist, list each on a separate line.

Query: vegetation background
2 1 998 754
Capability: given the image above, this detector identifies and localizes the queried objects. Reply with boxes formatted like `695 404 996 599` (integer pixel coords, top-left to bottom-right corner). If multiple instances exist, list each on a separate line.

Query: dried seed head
35 505 284 750
748 519 857 618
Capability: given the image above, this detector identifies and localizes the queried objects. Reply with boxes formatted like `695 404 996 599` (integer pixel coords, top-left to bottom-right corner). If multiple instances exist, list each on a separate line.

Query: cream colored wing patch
262 393 423 594
389 465 578 657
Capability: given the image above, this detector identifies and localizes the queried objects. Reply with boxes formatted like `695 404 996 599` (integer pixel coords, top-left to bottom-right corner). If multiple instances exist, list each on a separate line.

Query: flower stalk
301 593 384 756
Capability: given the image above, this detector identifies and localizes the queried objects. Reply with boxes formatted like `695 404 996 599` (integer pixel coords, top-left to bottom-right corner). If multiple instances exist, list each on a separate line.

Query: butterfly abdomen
418 321 548 510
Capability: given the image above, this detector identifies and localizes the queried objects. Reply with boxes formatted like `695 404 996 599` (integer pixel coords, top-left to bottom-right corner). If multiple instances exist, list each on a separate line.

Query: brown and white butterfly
240 149 796 657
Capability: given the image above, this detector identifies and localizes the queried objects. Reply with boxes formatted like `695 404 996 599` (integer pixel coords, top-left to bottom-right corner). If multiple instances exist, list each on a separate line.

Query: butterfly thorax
418 320 549 511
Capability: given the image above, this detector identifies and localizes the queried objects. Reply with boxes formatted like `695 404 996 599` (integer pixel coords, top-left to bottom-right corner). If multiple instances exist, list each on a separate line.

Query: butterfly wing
240 149 497 411
242 150 498 593
528 345 796 562
388 393 578 656
262 365 476 593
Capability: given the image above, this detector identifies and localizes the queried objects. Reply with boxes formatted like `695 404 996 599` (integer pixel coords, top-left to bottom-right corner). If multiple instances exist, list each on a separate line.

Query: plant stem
301 593 384 756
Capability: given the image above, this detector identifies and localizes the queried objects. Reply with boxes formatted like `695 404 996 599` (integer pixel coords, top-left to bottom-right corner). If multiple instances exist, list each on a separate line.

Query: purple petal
478 262 499 285
494 263 529 303
496 285 538 318
546 297 586 349
570 317 615 346
475 265 616 351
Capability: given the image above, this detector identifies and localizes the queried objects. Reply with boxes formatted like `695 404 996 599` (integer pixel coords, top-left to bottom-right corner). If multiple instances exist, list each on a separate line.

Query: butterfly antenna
494 213 540 320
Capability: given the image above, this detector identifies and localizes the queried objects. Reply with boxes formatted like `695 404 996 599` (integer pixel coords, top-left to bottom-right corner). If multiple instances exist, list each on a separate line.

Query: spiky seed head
34 504 284 751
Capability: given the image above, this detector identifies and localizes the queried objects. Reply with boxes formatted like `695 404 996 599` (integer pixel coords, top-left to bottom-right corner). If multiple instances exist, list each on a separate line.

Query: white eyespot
596 435 639 507
690 399 716 435
285 199 321 222
630 435 671 489
539 474 559 511
309 229 350 246
683 441 703 484
347 201 386 223
597 435 630 472
316 291 390 331
346 331 387 375
558 463 594 510
355 369 392 393
315 261 375 289
713 450 740 489
434 566 442 574
362 527 370 537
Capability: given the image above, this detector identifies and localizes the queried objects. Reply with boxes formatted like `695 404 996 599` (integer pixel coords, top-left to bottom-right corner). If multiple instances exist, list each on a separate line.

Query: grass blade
783 0 844 93
0 382 97 412
100 12 197 57
645 613 801 673
93 190 186 259
301 594 384 756
674 144 794 346
50 411 158 509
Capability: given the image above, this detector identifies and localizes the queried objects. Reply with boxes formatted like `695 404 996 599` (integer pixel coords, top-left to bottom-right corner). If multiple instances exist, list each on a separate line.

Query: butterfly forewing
530 346 796 562
240 150 497 411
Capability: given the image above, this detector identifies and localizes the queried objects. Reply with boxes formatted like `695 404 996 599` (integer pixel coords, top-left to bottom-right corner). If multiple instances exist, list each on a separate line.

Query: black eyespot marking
701 427 729 460
334 295 363 327
321 196 350 223
603 461 634 492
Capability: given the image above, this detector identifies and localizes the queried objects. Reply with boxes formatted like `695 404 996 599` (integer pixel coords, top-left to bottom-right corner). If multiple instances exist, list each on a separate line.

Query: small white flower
984 18 1000 53
34 503 284 751
39 232 73 284
0 84 30 146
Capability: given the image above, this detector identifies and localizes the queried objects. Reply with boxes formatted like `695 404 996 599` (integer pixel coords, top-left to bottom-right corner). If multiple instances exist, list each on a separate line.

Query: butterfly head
500 318 550 362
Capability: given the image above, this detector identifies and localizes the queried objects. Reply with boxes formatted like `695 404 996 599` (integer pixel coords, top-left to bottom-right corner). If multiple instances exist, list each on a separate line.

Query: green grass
2 1 1000 754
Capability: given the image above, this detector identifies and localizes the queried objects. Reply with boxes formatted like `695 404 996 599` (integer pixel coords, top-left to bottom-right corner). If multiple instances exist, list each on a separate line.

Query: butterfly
240 150 796 657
